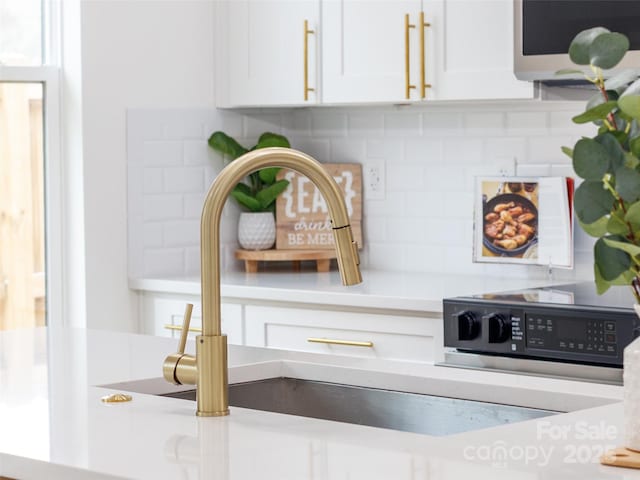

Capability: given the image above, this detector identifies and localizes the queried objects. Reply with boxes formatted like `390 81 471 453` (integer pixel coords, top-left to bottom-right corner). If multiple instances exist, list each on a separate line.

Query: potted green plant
560 27 640 303
208 131 290 250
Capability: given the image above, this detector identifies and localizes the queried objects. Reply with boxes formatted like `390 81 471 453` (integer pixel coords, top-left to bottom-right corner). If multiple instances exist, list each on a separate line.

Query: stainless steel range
442 282 639 384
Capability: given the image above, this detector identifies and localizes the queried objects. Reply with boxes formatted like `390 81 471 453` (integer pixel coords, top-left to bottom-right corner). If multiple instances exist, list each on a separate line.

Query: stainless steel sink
161 377 558 436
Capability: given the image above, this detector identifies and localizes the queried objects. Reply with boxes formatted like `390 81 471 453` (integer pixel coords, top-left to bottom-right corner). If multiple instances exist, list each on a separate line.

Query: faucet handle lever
177 303 194 354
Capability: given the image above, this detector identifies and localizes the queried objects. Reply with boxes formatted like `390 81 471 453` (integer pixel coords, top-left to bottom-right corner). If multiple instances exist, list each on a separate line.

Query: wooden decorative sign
275 163 362 250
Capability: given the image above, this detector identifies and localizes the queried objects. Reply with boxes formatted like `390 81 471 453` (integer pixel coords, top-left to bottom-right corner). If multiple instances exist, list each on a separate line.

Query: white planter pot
238 212 276 250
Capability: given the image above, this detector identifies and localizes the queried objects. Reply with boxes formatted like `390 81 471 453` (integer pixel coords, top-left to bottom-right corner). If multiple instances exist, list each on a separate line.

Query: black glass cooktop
460 282 636 313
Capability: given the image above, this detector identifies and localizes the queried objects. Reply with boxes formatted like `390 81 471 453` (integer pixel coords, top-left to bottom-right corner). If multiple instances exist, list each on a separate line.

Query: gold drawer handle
307 337 374 348
164 324 202 334
419 11 432 98
304 19 315 101
404 13 416 99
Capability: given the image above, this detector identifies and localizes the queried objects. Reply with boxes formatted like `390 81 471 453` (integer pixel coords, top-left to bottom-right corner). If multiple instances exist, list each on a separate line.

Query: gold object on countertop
419 11 432 98
307 337 373 348
162 147 362 417
164 324 202 334
304 19 315 101
601 446 640 468
404 13 416 99
101 393 133 403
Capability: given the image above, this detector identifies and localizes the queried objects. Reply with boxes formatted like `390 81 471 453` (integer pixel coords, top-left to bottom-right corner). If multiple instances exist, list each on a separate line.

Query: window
0 0 61 329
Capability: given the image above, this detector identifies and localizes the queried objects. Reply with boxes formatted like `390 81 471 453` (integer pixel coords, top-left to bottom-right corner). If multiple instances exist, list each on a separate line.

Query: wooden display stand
235 249 337 273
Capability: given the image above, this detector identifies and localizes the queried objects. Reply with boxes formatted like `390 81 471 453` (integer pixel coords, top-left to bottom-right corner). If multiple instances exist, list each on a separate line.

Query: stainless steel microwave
514 0 640 81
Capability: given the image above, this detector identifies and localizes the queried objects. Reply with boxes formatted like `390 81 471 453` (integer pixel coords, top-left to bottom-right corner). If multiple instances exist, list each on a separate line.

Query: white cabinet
322 1 422 104
218 0 533 106
322 0 532 103
244 304 441 362
139 292 244 345
216 0 320 107
425 0 532 101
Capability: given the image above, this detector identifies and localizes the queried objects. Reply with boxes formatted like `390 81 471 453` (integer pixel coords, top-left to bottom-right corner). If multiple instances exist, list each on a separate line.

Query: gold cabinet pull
404 13 416 99
164 324 202 334
304 19 315 101
307 337 374 348
419 11 432 98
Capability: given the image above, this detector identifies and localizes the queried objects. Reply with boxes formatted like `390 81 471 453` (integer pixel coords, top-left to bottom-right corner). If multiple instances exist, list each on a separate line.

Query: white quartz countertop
1 327 638 479
129 270 559 312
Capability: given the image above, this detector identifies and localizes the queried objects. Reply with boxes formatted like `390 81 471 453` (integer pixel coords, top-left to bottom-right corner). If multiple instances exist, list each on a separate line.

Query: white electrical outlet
365 162 385 200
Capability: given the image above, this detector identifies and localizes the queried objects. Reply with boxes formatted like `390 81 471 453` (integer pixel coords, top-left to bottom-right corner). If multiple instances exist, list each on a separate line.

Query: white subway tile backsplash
143 168 164 194
384 112 421 137
329 139 367 163
244 113 284 138
386 217 427 243
311 112 348 137
143 223 163 248
129 104 595 281
184 193 206 219
422 111 463 136
506 111 548 135
184 140 216 166
347 113 385 137
528 136 573 164
144 248 185 276
164 167 205 193
443 138 484 163
164 220 199 247
404 139 443 164
387 165 425 191
143 141 183 166
464 112 505 136
143 195 183 221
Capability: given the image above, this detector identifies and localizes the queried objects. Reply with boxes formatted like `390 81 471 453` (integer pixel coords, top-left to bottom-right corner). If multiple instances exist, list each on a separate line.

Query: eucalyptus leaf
208 131 248 160
595 236 631 281
574 180 616 224
626 151 640 169
594 263 612 295
579 216 609 237
572 138 610 180
572 101 617 124
610 268 638 286
619 79 640 120
603 237 640 259
561 146 573 159
595 132 626 172
589 32 630 69
625 201 640 228
631 137 640 158
569 27 610 65
607 213 629 235
615 165 640 202
605 70 640 90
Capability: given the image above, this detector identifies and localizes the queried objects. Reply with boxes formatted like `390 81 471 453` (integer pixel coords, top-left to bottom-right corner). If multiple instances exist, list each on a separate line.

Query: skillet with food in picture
483 193 537 256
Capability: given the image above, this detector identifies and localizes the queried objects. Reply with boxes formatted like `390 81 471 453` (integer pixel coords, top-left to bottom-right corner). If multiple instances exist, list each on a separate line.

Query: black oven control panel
443 298 637 367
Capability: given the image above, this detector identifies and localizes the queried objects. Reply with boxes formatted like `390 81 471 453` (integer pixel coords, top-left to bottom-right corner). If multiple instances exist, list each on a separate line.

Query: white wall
128 101 595 284
78 0 215 331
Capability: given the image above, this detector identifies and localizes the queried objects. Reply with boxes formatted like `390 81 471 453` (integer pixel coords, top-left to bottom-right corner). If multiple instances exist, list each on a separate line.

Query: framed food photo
473 176 574 268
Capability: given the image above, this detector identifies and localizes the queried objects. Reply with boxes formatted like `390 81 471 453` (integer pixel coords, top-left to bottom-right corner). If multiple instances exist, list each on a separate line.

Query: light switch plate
364 161 385 200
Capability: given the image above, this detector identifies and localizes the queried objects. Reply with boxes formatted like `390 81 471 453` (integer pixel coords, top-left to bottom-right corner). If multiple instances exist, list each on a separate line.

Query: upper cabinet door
322 1 423 104
220 1 320 107
425 0 533 100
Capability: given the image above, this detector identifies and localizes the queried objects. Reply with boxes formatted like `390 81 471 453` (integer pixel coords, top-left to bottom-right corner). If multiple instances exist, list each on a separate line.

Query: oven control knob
487 313 510 343
457 311 480 340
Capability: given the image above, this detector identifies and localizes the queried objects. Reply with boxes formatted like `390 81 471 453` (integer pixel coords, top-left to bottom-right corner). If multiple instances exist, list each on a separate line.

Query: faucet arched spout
164 147 362 417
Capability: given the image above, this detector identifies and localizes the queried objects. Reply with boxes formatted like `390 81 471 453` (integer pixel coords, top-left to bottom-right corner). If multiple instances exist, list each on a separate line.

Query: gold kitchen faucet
162 147 362 416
